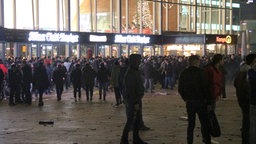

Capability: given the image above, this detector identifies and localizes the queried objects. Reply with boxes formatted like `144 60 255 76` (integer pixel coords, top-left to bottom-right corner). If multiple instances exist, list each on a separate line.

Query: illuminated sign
28 32 79 43
216 35 232 44
114 34 150 44
89 35 107 42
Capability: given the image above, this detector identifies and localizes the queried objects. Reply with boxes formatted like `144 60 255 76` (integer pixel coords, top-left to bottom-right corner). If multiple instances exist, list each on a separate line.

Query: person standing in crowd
247 54 256 144
0 67 4 99
120 54 147 144
234 54 256 144
45 63 53 94
63 58 72 90
204 54 224 109
0 59 8 78
82 63 96 101
52 63 66 101
142 59 155 93
178 55 212 144
8 63 23 106
204 54 224 144
97 62 109 101
21 59 33 105
119 59 129 103
163 59 174 90
70 63 82 102
111 60 122 107
33 60 50 106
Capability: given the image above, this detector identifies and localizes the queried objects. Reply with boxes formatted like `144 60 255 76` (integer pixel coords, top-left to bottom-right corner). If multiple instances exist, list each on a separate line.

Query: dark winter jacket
33 63 50 90
8 66 22 88
234 63 251 107
70 65 82 86
142 61 155 79
97 65 109 83
21 64 33 85
82 64 96 87
178 66 211 103
111 64 120 87
52 66 66 86
123 54 144 105
248 67 256 105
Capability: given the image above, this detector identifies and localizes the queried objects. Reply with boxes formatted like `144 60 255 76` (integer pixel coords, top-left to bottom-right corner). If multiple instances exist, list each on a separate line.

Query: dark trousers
114 87 121 105
186 101 211 144
38 88 44 104
9 86 21 105
239 103 250 144
85 85 93 100
23 84 32 104
99 82 107 100
121 101 142 142
55 83 64 100
73 84 81 99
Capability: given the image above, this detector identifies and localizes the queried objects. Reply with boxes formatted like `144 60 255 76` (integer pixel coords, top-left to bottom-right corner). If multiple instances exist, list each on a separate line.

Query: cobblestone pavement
0 84 242 144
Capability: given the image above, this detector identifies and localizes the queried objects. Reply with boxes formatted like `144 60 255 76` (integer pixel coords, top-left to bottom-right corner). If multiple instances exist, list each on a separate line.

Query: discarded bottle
38 121 54 125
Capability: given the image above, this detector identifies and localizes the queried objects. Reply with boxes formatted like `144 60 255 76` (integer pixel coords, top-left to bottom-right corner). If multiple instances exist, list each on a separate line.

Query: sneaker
211 139 219 144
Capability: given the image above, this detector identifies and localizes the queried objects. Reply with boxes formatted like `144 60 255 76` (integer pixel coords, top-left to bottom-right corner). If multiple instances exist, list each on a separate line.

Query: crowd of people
0 54 242 107
0 53 255 144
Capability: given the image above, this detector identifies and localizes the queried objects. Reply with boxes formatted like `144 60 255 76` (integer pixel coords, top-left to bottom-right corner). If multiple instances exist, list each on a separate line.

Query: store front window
164 44 202 56
80 44 95 59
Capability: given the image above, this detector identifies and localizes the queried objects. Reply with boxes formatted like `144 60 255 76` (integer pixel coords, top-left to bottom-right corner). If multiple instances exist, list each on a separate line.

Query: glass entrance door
41 44 52 58
40 44 59 58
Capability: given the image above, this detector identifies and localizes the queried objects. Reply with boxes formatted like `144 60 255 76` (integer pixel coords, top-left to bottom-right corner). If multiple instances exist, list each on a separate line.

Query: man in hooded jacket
120 54 147 144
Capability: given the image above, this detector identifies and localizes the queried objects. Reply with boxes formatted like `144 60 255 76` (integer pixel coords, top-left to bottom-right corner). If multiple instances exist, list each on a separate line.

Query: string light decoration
132 0 153 30
163 0 174 9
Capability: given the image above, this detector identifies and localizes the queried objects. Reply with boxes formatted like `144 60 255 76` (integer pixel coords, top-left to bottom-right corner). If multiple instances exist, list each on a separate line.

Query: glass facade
0 0 240 59
2 0 239 34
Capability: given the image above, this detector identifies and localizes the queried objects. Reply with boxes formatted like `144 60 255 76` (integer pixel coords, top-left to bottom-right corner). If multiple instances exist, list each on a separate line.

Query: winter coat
97 66 109 83
142 62 155 79
248 67 256 105
52 66 66 86
178 66 211 103
234 63 251 107
8 68 22 88
123 54 144 105
21 64 33 85
33 64 50 90
111 64 120 87
82 64 96 87
204 64 223 100
70 66 82 86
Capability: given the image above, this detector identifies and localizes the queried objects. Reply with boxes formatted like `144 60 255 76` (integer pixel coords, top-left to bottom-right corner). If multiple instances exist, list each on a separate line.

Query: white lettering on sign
114 35 150 44
28 32 79 43
89 35 107 42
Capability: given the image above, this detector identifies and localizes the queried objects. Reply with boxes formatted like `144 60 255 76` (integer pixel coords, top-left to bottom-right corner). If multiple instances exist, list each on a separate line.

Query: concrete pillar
0 0 4 26
76 44 81 58
0 43 5 61
65 44 71 57
13 43 19 58
241 31 247 59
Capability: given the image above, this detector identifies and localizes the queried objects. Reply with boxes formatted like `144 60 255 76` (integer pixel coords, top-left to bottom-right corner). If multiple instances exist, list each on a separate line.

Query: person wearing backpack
234 54 256 144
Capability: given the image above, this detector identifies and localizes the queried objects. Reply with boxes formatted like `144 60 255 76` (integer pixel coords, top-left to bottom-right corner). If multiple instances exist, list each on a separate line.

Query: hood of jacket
129 54 141 70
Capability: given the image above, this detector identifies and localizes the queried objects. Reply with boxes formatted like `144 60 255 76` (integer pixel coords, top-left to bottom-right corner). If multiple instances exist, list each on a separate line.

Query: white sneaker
211 139 219 144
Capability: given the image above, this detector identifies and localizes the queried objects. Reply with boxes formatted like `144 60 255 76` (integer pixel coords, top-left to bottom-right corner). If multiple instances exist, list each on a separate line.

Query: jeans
99 82 108 100
144 78 153 92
